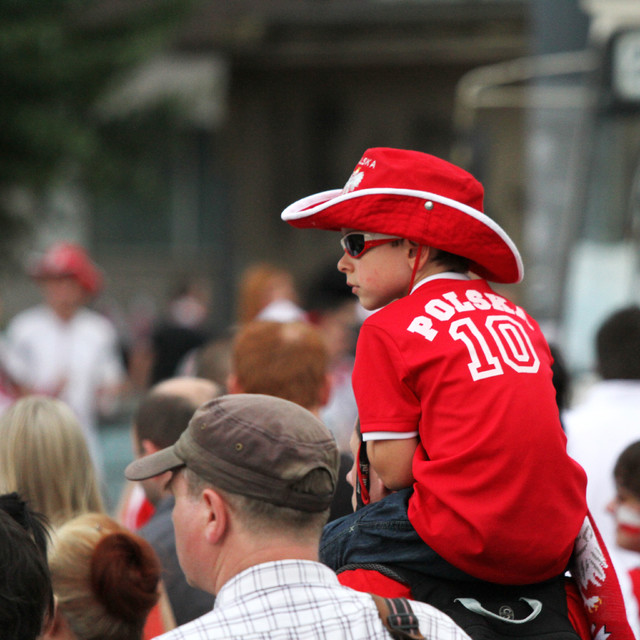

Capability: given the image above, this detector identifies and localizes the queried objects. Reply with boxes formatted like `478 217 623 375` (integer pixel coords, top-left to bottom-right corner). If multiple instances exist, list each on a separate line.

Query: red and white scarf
571 512 635 639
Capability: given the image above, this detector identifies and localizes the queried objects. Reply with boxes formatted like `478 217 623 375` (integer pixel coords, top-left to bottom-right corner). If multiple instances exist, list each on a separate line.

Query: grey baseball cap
124 393 339 513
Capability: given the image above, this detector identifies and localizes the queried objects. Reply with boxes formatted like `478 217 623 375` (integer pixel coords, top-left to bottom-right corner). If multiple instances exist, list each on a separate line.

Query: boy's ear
406 240 418 258
406 242 430 266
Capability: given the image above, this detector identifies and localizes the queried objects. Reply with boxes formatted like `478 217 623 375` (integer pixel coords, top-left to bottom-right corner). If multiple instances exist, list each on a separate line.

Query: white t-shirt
564 379 640 637
3 304 125 468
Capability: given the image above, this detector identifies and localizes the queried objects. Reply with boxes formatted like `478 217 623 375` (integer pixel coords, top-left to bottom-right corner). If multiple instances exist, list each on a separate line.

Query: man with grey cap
125 393 470 639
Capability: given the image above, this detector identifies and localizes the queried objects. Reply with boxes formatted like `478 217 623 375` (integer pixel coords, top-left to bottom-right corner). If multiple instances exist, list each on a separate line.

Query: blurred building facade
5 0 640 378
2 0 532 333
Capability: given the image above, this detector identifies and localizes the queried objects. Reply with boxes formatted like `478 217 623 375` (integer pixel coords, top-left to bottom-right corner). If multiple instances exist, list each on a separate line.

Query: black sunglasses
340 232 400 258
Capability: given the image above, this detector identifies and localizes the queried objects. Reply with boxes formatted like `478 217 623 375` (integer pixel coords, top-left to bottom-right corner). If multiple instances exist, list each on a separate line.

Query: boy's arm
366 436 418 490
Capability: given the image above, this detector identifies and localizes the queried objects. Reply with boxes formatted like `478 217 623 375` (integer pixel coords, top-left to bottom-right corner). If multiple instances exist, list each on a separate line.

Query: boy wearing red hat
282 148 588 587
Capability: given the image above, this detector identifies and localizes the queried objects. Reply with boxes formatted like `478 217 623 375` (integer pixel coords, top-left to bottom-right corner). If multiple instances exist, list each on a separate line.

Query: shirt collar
411 271 471 294
215 559 337 608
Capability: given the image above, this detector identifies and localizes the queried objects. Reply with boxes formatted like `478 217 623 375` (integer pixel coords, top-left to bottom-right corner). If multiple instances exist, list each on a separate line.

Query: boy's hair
231 320 329 411
614 440 640 498
0 493 53 640
392 239 470 273
596 305 640 380
429 248 470 274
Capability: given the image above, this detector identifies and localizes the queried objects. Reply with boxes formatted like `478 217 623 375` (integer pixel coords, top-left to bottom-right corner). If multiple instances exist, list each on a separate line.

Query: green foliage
0 0 196 259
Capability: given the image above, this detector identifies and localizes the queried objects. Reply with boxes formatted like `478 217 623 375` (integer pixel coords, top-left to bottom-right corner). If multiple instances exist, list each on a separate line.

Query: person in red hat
2 242 125 472
282 148 588 589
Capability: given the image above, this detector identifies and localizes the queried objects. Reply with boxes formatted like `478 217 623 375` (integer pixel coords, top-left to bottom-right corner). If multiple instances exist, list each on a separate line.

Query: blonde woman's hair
50 512 161 640
0 396 104 526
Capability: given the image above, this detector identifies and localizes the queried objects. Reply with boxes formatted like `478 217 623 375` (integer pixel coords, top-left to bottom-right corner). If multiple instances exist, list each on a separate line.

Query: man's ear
202 488 229 545
140 438 161 456
318 374 332 409
226 373 243 395
40 601 71 639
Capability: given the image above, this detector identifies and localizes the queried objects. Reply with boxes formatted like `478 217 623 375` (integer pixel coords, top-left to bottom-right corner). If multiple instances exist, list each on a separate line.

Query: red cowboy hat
282 147 523 284
29 242 103 295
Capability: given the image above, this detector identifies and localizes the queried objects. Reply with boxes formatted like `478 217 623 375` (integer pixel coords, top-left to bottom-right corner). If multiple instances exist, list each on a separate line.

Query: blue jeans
320 488 475 582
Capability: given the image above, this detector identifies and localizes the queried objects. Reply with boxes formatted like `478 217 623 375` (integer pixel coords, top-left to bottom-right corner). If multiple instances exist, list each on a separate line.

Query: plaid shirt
154 559 471 639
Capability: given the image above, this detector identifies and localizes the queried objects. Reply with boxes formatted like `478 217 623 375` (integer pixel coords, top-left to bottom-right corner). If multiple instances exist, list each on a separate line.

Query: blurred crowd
1 237 640 639
0 242 366 638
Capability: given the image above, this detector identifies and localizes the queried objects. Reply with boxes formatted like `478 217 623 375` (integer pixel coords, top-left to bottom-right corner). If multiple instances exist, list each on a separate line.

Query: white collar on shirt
411 271 471 295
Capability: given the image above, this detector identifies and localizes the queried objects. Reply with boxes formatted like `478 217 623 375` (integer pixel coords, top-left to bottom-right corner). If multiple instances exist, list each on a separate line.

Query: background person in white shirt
564 305 640 637
124 393 471 640
3 242 125 472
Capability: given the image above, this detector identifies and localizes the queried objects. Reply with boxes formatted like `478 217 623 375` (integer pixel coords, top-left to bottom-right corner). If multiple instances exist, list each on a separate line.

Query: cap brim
124 446 185 481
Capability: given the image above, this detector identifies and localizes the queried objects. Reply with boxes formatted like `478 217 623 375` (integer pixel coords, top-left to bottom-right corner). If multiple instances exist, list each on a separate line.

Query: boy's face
337 230 412 310
608 484 640 553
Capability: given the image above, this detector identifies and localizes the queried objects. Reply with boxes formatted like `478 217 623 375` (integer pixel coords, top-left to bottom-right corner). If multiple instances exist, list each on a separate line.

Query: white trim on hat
282 187 524 283
286 187 486 224
281 189 342 221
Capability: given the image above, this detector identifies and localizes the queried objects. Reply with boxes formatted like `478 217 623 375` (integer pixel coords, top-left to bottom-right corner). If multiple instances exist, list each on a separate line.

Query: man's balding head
151 376 222 407
132 377 223 506
134 377 222 451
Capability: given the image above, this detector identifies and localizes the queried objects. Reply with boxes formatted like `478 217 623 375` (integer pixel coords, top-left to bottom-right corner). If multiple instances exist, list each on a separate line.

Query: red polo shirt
353 275 587 584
